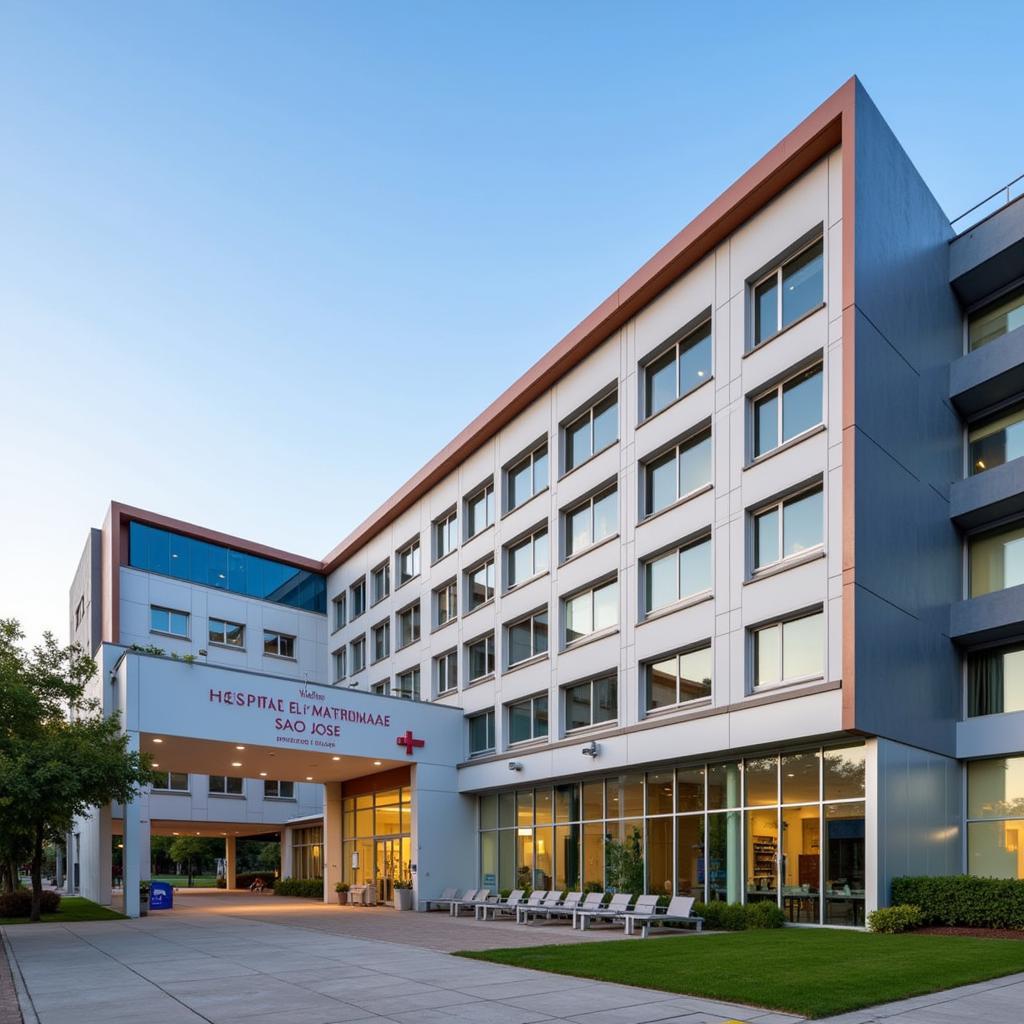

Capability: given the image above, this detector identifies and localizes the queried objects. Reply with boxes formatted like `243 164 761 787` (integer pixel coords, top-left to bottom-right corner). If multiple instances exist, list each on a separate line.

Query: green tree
0 619 154 921
605 826 645 895
168 836 207 884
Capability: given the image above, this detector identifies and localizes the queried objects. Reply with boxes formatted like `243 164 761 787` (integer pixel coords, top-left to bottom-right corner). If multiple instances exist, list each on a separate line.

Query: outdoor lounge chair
475 889 524 920
450 888 490 916
574 892 633 930
613 894 660 933
424 887 461 912
516 890 563 923
521 890 582 925
626 895 704 938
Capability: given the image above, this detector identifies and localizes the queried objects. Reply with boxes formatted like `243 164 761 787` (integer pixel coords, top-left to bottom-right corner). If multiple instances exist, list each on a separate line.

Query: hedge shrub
744 899 786 929
891 875 1024 929
274 877 323 898
868 904 923 933
690 900 782 930
0 889 61 918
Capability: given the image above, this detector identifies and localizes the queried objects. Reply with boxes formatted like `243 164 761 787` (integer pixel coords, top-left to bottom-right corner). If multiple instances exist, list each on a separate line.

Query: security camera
581 742 599 758
507 761 523 772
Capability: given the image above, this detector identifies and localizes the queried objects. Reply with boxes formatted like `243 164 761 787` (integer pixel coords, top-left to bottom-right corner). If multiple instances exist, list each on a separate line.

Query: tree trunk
29 824 44 923
1 861 16 893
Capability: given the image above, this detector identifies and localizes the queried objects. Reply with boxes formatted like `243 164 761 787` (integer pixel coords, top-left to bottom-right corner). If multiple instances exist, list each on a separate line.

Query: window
263 630 295 659
332 594 347 631
506 442 549 511
969 285 1024 351
372 680 389 696
74 596 85 630
508 694 548 744
642 536 712 615
753 364 823 458
436 650 458 694
467 634 495 682
397 602 421 648
466 558 495 611
506 526 549 588
333 647 347 682
395 668 420 701
753 611 824 689
643 320 712 419
209 775 243 796
564 579 618 645
645 644 712 711
564 392 618 472
970 522 1024 597
434 579 458 627
150 606 188 638
642 430 712 517
753 486 823 571
469 710 495 755
753 235 824 346
967 756 1024 879
208 618 244 648
564 486 617 558
372 620 390 663
264 779 295 799
465 482 495 539
396 539 420 586
152 771 189 792
564 674 617 731
433 509 458 561
371 561 390 604
969 403 1024 476
350 578 366 619
968 644 1024 717
507 610 548 667
350 635 366 673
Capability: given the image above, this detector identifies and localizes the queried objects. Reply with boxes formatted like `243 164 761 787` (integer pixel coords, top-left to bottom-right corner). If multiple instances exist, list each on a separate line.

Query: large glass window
968 759 1024 880
642 536 712 615
753 611 824 689
152 771 189 792
643 320 712 419
467 634 495 682
508 694 548 744
565 393 618 472
753 365 823 458
264 779 295 799
434 579 457 627
753 236 824 346
333 647 347 682
350 579 366 619
150 606 188 638
209 775 243 796
350 635 365 673
969 522 1024 596
564 674 617 731
968 644 1024 717
435 650 458 694
969 285 1024 351
208 617 244 648
371 561 390 605
395 668 419 701
465 482 495 539
564 579 618 644
506 527 549 588
396 539 420 587
468 710 495 755
466 558 495 611
129 521 326 613
644 644 712 711
372 620 389 662
643 431 712 518
507 610 548 667
564 486 617 558
292 825 323 881
753 486 823 570
969 404 1024 476
263 630 295 659
506 443 549 511
433 510 458 561
396 602 420 648
332 594 346 631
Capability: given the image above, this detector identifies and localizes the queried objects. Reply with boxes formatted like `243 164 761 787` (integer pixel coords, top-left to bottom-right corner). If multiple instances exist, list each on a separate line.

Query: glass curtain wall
477 743 865 925
292 825 323 880
341 787 412 900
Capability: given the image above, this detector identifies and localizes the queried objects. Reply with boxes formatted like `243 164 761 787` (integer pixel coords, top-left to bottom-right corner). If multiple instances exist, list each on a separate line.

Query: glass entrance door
375 836 410 904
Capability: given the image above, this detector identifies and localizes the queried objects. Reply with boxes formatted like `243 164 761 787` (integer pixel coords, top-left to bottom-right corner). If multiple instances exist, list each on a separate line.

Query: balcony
950 582 1024 645
950 323 1024 416
951 458 1024 529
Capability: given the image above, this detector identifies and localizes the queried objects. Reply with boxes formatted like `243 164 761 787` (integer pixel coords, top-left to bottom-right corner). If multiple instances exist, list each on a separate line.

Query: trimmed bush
891 875 1024 930
0 889 61 917
274 877 324 898
744 899 786 929
868 904 923 933
233 873 275 891
690 900 784 930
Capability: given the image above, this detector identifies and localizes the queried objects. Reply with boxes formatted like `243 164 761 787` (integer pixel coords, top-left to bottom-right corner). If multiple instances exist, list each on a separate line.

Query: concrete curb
0 930 38 1024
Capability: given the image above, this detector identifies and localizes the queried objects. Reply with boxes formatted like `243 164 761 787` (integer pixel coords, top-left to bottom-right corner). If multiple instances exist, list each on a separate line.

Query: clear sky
1 1 1021 647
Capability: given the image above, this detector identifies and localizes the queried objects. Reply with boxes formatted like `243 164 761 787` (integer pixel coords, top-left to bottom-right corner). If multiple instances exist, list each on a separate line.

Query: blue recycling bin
150 881 173 910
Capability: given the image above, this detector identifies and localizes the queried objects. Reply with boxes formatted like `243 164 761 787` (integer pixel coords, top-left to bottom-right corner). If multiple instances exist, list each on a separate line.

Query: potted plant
393 879 414 911
335 882 350 905
139 881 150 917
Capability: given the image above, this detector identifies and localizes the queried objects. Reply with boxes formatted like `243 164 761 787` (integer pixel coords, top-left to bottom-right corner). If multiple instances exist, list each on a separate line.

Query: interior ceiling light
152 763 160 768
331 756 341 761
231 762 242 767
235 745 245 750
259 771 268 777
305 776 313 781
153 738 163 744
373 760 382 766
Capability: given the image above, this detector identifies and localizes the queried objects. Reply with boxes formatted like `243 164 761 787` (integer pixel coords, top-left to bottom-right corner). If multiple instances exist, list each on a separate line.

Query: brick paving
0 936 24 1024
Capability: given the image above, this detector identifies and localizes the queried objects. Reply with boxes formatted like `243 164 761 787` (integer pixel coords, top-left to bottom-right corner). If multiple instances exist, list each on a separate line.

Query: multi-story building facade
69 78 1024 922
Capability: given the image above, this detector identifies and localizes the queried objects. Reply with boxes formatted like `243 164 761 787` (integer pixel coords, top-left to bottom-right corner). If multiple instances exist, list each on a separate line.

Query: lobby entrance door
375 836 410 904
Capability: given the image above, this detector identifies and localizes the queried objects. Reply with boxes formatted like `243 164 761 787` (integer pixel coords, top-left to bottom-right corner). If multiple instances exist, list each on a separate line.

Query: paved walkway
2 893 795 1024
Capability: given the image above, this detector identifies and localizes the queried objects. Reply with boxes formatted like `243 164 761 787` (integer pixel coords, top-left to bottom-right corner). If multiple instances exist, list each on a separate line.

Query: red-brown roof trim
323 76 857 574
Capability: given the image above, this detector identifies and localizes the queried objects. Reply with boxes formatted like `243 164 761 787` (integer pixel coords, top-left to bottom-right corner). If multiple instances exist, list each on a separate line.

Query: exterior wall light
581 742 600 758
508 761 523 772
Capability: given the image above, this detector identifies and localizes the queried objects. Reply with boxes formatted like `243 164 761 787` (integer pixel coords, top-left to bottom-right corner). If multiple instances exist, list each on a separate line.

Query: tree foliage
0 618 154 920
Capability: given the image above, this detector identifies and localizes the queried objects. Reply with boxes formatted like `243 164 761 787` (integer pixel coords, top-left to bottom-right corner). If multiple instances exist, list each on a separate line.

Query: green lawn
0 896 126 926
458 930 1024 1019
150 874 219 888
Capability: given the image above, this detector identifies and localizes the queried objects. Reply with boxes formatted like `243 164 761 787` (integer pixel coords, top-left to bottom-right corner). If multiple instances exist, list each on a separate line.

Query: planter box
393 888 414 911
336 892 349 905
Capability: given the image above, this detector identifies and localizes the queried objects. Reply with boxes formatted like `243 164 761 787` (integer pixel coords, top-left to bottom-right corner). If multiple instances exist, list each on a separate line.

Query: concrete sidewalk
1 897 797 1024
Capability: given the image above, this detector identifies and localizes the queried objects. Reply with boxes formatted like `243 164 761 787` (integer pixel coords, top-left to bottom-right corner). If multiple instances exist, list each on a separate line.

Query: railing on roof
951 173 1024 234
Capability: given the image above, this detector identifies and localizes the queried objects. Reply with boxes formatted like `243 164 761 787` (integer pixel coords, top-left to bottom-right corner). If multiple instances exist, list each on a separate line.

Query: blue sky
1 1 1021 645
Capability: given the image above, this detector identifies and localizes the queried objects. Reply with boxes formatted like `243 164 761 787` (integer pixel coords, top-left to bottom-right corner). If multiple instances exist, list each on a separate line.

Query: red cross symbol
396 730 425 756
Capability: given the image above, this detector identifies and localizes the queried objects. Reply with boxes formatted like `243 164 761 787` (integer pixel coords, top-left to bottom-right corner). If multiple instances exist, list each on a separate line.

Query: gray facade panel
949 195 1024 305
949 323 1024 417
